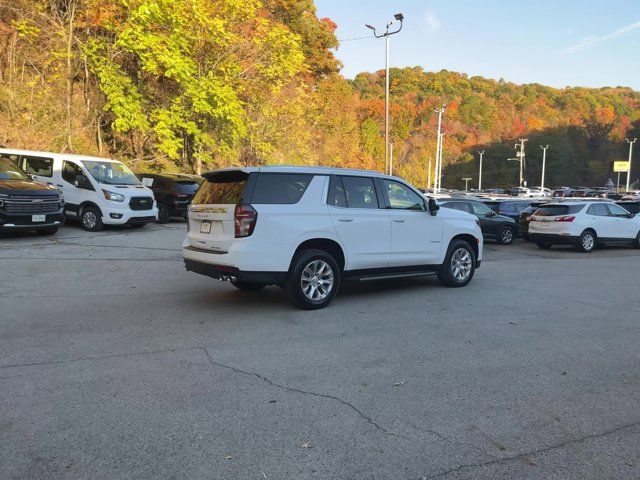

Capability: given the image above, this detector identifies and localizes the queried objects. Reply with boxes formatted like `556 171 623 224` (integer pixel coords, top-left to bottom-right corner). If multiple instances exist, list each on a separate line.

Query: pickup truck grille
129 196 154 211
4 195 60 213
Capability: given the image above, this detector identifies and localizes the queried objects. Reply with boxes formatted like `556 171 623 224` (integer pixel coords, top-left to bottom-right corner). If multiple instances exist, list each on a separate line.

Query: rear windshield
174 180 201 194
534 205 584 216
193 172 247 204
250 173 313 204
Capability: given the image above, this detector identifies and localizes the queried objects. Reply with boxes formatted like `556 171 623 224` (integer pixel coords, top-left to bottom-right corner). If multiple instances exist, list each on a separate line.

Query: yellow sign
614 161 630 172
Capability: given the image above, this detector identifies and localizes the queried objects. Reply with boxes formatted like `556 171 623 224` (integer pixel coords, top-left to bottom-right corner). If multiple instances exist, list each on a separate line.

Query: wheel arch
291 238 346 272
449 233 479 260
79 201 103 217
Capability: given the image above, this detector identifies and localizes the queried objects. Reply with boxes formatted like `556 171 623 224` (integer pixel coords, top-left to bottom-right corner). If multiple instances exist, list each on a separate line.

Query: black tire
536 242 552 250
497 226 515 245
634 232 640 249
36 227 58 236
577 229 597 253
231 281 266 292
285 249 340 310
156 202 171 223
438 240 476 288
80 206 103 232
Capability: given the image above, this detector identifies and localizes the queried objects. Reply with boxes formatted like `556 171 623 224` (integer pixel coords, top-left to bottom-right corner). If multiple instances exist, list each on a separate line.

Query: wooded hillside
1 0 639 188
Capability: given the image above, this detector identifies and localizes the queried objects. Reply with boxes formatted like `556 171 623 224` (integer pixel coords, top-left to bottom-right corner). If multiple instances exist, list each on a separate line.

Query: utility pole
389 143 394 176
427 157 432 190
366 14 404 175
515 138 528 187
433 105 446 192
462 177 472 192
539 145 549 190
626 138 637 192
477 150 484 190
437 131 446 192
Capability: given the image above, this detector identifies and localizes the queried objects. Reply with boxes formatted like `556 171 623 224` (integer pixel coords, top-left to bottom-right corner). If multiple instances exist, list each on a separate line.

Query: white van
0 149 158 231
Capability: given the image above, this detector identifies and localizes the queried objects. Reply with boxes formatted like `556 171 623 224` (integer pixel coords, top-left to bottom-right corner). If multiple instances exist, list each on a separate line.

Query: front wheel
438 240 476 287
285 249 340 310
578 230 596 253
80 207 103 232
156 202 171 223
497 226 515 245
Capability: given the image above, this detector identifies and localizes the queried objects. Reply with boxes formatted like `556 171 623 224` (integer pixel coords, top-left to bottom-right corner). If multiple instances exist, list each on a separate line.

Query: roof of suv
203 165 393 178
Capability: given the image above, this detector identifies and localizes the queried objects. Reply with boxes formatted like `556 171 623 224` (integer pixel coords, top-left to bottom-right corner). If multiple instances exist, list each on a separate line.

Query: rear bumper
184 258 287 285
529 233 579 245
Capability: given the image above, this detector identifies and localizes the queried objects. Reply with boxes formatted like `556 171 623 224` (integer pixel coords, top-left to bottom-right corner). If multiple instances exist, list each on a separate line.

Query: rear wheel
497 226 515 245
285 249 340 310
633 232 640 249
231 281 266 292
156 202 171 223
80 207 103 232
578 229 596 253
438 240 476 287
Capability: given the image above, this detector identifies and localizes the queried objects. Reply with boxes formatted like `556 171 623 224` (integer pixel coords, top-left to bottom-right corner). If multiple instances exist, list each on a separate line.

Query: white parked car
529 201 640 252
182 166 483 309
0 149 158 231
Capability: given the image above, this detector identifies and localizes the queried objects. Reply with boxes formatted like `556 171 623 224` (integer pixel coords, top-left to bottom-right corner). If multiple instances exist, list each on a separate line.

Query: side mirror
486 210 496 217
428 198 439 216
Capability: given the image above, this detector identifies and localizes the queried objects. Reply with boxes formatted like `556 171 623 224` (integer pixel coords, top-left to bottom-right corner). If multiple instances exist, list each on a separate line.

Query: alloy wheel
83 211 97 230
451 248 472 281
582 233 594 251
300 260 334 301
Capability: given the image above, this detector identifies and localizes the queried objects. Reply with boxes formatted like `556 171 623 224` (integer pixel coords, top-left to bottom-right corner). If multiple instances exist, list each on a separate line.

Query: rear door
379 178 442 266
327 175 391 270
585 203 615 238
187 170 249 253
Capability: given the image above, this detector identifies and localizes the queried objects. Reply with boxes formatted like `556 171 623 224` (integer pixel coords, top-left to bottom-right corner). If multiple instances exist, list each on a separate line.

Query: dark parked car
484 200 533 220
135 173 203 223
440 199 517 245
616 201 640 215
518 201 548 241
0 155 65 235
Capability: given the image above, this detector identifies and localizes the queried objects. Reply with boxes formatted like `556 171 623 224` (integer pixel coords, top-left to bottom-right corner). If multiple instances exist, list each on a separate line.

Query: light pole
626 138 637 192
462 177 472 192
539 145 549 190
515 138 528 187
366 13 404 175
477 150 484 190
437 131 446 191
433 105 446 192
427 157 432 190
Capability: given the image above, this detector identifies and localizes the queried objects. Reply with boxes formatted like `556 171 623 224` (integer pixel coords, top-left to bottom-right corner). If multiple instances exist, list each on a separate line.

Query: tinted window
381 179 425 210
341 176 379 209
21 156 53 177
471 202 493 215
617 202 640 214
251 173 313 204
328 176 347 207
535 205 584 216
606 204 630 217
587 204 609 216
62 161 85 184
443 201 471 213
193 172 247 204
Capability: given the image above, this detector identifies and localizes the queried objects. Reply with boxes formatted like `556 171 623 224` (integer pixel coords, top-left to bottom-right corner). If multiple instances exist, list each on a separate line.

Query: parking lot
2 224 640 480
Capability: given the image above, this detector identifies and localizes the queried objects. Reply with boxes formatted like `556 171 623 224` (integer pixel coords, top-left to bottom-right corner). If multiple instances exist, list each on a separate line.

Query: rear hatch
187 170 249 253
530 204 583 233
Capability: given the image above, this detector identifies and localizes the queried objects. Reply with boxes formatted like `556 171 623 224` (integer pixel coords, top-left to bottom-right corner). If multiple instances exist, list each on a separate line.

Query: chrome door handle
338 218 353 222
392 219 405 223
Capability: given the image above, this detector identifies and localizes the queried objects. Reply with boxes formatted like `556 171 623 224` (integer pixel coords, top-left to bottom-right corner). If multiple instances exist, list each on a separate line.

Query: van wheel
231 281 266 292
80 207 103 232
36 228 58 236
286 249 340 310
438 240 476 287
578 229 596 253
156 203 171 223
497 226 515 245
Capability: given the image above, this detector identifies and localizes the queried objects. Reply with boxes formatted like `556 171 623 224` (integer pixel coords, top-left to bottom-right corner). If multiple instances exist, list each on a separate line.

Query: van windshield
82 160 140 185
0 158 30 181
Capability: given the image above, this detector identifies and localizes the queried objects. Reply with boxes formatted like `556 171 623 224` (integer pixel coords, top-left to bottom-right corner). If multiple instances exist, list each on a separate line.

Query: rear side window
587 204 609 216
341 176 379 209
21 156 53 177
251 173 313 204
328 176 347 207
444 201 471 213
193 172 248 204
535 205 584 216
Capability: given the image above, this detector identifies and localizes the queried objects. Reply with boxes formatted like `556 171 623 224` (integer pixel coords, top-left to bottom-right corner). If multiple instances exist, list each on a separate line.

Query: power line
338 35 375 42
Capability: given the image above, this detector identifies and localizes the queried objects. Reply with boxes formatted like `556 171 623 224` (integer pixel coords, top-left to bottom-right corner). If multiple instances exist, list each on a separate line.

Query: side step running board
346 270 438 282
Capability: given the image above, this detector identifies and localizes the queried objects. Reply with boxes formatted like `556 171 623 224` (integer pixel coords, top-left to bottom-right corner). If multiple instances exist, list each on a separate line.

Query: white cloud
561 20 640 54
424 11 441 35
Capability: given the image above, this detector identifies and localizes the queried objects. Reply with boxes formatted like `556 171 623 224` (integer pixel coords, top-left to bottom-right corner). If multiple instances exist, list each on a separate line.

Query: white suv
529 201 640 252
182 167 483 309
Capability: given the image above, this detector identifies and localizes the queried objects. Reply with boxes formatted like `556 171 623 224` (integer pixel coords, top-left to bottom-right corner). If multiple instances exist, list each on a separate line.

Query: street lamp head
394 13 404 21
365 24 375 30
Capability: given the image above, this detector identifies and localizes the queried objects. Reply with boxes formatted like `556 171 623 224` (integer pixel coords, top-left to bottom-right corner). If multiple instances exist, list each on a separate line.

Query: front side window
62 161 85 184
251 173 313 204
341 176 379 209
0 158 30 181
381 179 425 211
22 156 53 177
606 204 630 217
82 160 140 185
471 202 493 216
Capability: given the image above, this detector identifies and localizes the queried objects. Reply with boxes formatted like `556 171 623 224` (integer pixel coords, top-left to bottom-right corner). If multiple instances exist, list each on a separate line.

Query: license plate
200 221 212 234
541 221 550 227
32 214 46 222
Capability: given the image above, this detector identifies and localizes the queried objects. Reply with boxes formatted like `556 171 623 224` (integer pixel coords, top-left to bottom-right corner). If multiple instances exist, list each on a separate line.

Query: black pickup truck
0 156 65 235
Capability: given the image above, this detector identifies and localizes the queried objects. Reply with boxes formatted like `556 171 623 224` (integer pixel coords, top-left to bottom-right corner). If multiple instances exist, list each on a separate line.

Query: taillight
555 215 575 222
235 204 257 237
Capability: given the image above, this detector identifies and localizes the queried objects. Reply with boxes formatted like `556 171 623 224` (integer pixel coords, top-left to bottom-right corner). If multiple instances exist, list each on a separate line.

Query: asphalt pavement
1 223 639 479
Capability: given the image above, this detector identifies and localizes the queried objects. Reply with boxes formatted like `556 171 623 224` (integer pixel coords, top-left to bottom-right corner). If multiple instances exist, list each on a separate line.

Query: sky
314 0 640 90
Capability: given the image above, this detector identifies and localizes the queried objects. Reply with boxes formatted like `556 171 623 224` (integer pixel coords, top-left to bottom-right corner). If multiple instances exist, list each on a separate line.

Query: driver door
59 160 94 216
380 178 443 266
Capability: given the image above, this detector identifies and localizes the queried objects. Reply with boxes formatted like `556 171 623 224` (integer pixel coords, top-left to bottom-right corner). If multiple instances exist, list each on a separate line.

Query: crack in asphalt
404 421 497 461
424 419 640 479
198 346 398 438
